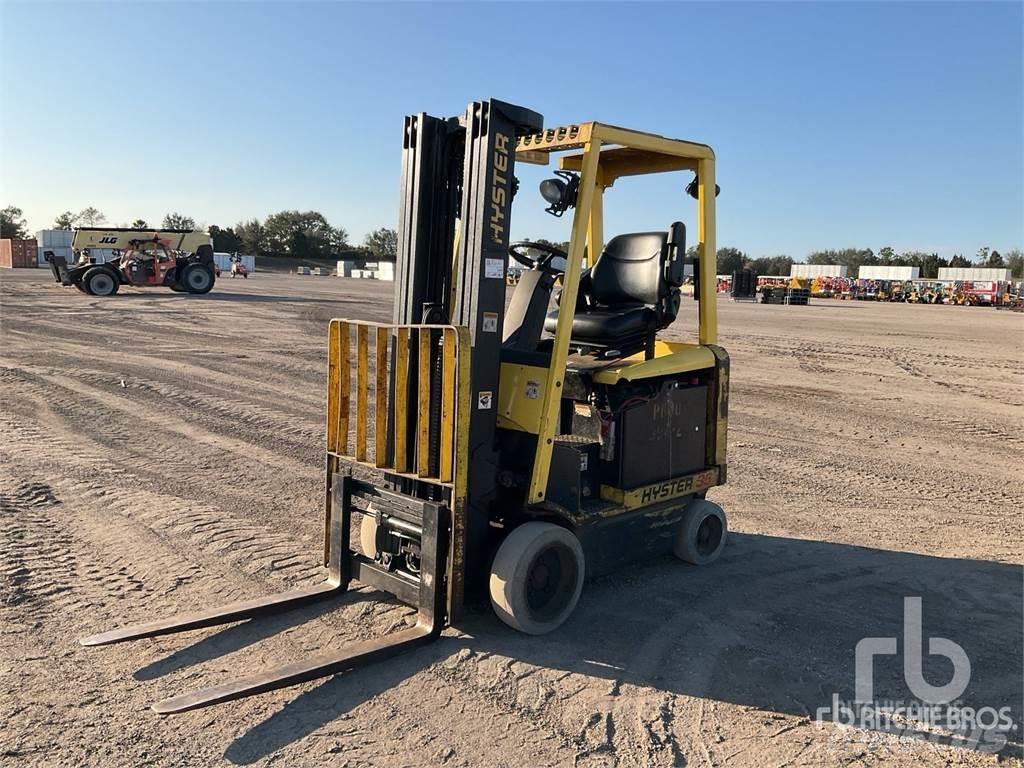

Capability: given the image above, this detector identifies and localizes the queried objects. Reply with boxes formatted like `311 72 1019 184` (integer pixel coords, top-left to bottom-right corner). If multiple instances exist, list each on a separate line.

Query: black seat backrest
588 222 686 308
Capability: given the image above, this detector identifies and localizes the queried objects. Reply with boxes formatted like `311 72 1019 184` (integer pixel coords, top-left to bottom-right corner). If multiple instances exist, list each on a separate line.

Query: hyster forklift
45 228 216 296
81 99 730 714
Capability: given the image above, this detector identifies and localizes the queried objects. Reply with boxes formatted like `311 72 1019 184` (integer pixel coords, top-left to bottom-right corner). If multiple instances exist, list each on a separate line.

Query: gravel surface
2 269 1021 767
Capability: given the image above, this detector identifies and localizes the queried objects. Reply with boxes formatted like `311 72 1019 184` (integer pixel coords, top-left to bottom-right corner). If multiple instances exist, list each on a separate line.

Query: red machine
46 231 216 296
964 281 1001 305
230 255 249 278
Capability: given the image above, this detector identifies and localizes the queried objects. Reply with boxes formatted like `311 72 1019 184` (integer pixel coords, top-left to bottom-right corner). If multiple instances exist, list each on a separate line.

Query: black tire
673 499 727 565
182 264 215 294
82 267 119 297
489 522 585 635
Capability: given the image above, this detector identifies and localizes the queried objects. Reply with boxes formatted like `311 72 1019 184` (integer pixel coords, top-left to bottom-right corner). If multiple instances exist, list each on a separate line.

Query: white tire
360 513 378 559
673 499 727 565
489 522 584 635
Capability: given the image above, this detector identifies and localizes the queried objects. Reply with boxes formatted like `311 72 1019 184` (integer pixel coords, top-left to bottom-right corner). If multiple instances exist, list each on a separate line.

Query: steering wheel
508 241 568 276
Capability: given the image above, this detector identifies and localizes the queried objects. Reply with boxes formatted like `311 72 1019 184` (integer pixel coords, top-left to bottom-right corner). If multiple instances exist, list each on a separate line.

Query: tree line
2 203 1020 277
0 205 400 262
532 242 1022 279
712 246 1022 278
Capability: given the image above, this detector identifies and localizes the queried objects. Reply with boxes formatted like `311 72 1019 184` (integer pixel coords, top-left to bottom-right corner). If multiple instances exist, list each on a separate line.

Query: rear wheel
489 522 585 635
673 499 727 565
82 268 119 297
182 264 214 294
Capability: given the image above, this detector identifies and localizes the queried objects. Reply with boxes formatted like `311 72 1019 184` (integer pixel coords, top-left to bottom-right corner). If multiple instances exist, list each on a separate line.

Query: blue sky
2 1 1021 259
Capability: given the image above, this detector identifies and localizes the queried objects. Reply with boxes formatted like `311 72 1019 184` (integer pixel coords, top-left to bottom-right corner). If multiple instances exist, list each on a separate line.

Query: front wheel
82 267 119 297
673 499 727 565
182 264 214 294
489 522 584 635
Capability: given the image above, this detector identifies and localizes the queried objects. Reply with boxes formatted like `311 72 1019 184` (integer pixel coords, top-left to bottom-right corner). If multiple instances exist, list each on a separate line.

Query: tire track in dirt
12 332 330 417
0 370 324 542
0 481 73 617
0 407 324 597
1 363 321 478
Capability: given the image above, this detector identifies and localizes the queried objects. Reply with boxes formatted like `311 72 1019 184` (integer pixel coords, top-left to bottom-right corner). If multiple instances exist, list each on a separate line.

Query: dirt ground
1 269 1021 768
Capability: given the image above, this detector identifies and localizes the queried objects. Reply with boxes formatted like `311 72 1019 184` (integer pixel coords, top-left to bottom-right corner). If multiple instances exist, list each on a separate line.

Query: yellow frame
515 122 718 504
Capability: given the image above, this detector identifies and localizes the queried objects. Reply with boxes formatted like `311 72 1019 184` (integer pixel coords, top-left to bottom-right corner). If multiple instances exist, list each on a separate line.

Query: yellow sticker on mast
489 133 510 245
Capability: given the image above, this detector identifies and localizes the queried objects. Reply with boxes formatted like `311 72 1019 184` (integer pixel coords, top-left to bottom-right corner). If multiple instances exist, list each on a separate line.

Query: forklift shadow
470 533 1023 754
224 533 1023 763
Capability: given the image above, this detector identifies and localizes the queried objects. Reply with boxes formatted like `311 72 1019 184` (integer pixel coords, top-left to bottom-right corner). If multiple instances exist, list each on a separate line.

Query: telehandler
80 99 731 714
45 227 216 296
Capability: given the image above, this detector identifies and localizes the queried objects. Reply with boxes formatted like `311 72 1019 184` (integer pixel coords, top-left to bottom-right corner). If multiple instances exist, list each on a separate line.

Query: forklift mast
393 99 543 609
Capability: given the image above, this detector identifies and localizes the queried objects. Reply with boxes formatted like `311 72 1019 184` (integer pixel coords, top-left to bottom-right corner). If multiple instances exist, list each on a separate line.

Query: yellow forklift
80 100 730 713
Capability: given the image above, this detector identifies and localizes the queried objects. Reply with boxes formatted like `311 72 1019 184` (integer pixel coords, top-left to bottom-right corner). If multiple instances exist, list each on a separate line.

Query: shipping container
790 264 848 278
0 239 39 268
858 265 920 280
35 229 75 248
937 267 1012 282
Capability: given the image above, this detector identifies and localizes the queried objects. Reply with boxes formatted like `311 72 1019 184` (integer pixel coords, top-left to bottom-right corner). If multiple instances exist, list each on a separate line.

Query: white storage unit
790 264 848 278
36 229 74 248
937 267 1012 282
338 261 396 281
213 252 256 273
858 265 920 280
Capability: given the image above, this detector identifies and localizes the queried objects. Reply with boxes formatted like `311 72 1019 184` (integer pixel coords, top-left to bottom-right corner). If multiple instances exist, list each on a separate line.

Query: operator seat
544 222 687 358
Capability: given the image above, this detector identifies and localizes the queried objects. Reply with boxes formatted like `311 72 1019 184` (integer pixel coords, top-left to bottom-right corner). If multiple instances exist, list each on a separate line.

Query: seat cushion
544 306 656 344
589 232 668 306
